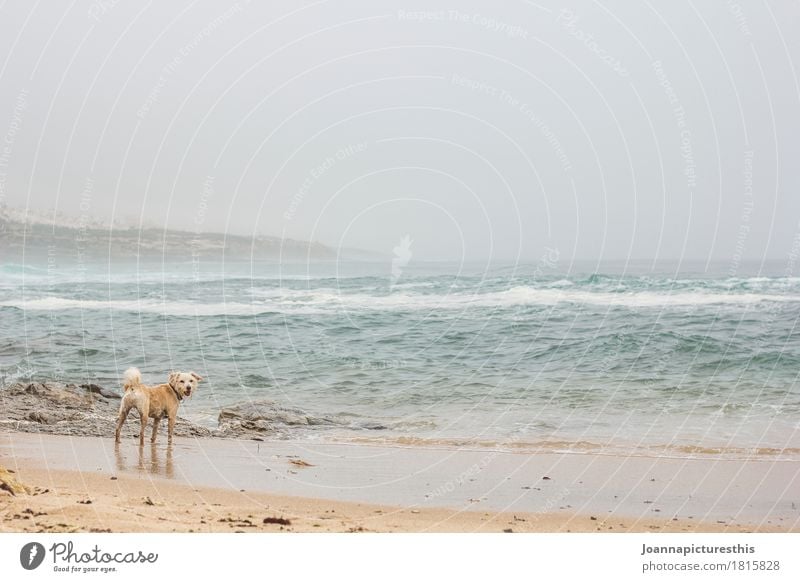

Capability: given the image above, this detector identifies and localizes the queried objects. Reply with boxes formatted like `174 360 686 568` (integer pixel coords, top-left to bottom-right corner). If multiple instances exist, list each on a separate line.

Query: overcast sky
1 0 798 263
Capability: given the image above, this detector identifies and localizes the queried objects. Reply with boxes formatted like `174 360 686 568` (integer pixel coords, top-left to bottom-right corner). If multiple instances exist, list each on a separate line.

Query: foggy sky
1 0 799 264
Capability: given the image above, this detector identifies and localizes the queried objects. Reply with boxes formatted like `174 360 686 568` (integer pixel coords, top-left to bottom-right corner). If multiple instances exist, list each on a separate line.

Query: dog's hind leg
115 402 131 443
151 416 161 443
138 404 149 447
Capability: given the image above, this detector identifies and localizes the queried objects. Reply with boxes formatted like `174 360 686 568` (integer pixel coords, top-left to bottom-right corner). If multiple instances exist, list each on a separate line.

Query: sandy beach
1 432 798 533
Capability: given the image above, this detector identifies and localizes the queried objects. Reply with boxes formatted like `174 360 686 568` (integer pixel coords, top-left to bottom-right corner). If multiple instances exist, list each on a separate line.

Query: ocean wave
3 284 799 316
7 263 800 299
333 435 800 459
0 262 382 286
490 286 799 307
549 279 575 287
0 263 51 275
0 297 263 316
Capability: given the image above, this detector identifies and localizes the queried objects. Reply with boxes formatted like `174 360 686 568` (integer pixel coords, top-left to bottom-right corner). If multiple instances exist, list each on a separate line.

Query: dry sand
1 432 798 533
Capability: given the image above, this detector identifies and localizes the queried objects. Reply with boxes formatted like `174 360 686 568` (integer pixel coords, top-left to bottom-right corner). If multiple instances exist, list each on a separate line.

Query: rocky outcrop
215 400 388 438
0 382 388 440
0 382 211 439
216 400 338 437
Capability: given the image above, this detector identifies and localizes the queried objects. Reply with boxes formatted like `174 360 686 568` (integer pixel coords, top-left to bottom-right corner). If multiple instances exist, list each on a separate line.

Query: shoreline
3 380 798 461
1 432 798 533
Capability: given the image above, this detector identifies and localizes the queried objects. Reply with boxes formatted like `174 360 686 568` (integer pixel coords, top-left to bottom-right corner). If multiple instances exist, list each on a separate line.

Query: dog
114 367 202 445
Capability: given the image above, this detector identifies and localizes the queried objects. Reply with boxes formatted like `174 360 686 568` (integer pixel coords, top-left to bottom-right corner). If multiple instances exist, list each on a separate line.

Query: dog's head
168 371 203 398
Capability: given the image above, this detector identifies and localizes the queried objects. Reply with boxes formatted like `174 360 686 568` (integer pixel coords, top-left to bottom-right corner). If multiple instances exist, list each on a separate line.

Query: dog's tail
123 367 142 391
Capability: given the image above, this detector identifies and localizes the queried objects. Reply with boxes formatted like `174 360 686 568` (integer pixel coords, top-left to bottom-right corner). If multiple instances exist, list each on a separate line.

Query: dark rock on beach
215 400 388 438
80 383 121 400
217 400 338 437
26 411 54 424
0 382 390 440
0 381 211 439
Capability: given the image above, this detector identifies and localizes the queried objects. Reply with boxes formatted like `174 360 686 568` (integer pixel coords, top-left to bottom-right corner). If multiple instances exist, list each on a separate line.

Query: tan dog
114 367 202 445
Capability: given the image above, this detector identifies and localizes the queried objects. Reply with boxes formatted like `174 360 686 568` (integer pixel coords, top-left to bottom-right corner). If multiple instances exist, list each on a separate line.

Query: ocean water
1 260 799 458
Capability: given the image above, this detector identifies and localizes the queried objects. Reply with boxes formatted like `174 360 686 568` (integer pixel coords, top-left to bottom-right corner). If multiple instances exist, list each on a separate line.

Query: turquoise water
1 260 799 456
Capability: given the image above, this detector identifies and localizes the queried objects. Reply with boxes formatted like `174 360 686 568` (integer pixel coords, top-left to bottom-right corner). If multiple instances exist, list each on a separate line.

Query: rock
274 411 310 426
288 459 313 468
263 516 291 525
0 466 30 496
359 422 388 430
80 383 121 399
253 420 271 431
219 401 325 426
2 379 381 441
26 411 53 424
217 400 342 438
0 381 211 439
24 383 45 395
237 419 272 432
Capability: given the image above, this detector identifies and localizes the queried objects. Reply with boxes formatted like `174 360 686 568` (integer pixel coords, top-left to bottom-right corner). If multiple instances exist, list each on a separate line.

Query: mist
1 0 798 265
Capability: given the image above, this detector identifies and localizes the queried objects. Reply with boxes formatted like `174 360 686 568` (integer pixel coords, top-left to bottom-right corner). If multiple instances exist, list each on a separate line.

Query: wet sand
1 432 798 532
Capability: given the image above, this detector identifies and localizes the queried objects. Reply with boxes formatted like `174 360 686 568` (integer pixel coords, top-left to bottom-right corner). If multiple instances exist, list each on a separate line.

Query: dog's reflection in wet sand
114 441 174 479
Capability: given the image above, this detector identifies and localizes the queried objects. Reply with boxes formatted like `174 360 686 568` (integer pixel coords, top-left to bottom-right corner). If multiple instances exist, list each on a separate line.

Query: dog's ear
168 372 179 387
190 372 203 382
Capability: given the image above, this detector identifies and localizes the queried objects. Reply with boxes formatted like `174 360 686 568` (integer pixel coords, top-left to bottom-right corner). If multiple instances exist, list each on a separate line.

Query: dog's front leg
167 415 176 444
151 416 161 443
